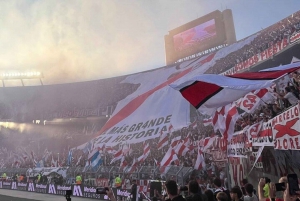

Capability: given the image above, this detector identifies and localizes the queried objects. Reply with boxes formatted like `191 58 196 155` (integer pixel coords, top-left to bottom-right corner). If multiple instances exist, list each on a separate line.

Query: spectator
230 186 243 201
214 178 231 201
205 189 215 201
216 192 228 201
165 180 186 201
277 86 298 106
186 180 203 201
130 180 137 201
243 183 259 201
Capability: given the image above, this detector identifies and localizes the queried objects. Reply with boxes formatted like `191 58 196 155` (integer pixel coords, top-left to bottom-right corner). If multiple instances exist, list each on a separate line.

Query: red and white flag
110 148 123 164
157 131 169 150
189 121 198 129
160 148 178 167
212 105 230 133
223 104 240 140
183 135 191 146
126 158 138 173
104 146 116 154
138 143 150 163
203 117 212 126
200 136 216 152
194 148 206 170
171 64 300 115
174 142 190 156
159 148 179 174
254 88 276 103
170 136 181 148
122 143 132 156
120 156 128 170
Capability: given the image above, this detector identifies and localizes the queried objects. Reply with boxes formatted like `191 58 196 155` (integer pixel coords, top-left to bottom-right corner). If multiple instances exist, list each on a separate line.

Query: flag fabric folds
171 64 300 115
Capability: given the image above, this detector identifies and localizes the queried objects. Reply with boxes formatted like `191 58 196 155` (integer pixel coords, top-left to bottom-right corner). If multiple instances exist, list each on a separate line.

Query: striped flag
138 143 150 163
110 148 123 164
194 148 206 170
157 131 169 150
90 150 102 170
170 136 181 148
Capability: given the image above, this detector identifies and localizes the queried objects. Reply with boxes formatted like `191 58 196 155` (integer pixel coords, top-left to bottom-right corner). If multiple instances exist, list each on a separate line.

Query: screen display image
173 19 216 52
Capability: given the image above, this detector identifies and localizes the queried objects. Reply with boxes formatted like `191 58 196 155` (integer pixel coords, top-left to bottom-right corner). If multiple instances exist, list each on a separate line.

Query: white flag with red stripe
171 64 300 115
120 156 128 170
203 117 212 126
137 143 150 163
154 158 160 166
170 136 181 148
126 158 138 173
157 131 169 150
223 104 240 140
254 88 276 104
199 136 216 152
110 148 123 164
174 142 190 156
212 105 230 133
194 148 206 170
160 147 178 167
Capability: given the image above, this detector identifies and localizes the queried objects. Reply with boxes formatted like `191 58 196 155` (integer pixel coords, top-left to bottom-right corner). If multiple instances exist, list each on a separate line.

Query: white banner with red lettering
273 104 300 150
227 130 251 158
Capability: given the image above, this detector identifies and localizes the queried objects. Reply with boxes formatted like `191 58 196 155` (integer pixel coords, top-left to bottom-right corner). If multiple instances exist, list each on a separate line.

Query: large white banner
93 55 218 146
78 29 258 148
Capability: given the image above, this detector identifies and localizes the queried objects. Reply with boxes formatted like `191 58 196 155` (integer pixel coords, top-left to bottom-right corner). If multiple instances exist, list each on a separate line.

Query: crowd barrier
0 181 138 201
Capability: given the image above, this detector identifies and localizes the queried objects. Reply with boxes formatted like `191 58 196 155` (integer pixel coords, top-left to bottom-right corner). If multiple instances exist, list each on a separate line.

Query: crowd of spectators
234 71 300 132
205 10 300 75
0 10 300 193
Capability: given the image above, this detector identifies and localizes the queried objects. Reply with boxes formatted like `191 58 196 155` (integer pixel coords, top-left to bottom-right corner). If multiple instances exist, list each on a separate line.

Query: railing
0 165 193 185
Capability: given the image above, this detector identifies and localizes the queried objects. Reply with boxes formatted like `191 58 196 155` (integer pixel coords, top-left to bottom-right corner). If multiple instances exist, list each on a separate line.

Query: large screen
165 9 236 65
173 19 217 53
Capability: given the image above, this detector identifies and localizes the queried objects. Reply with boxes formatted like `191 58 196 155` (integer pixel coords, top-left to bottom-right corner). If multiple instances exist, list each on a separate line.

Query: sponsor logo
57 185 71 190
73 185 83 197
18 183 27 187
3 182 11 186
11 182 17 190
28 183 35 192
84 186 96 193
36 184 47 189
117 189 131 197
48 184 56 194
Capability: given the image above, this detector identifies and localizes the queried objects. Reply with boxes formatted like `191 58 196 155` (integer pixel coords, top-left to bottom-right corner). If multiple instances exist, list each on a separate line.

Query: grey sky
1 0 300 85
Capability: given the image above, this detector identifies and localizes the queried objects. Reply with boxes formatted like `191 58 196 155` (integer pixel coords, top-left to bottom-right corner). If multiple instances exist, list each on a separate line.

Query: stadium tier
0 9 300 199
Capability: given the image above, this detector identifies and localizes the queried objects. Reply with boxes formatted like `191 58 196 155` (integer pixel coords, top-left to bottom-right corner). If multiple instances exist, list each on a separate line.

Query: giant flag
171 64 300 115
